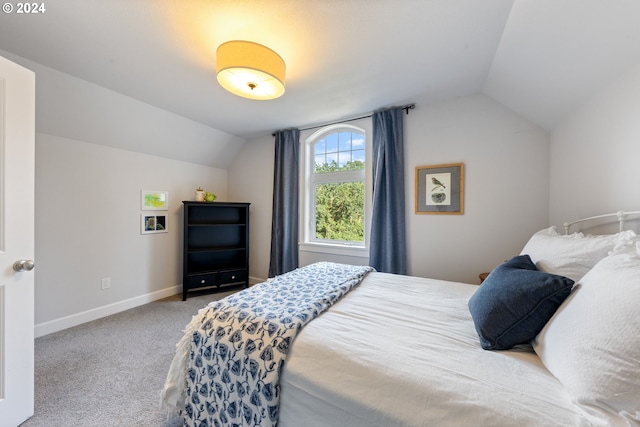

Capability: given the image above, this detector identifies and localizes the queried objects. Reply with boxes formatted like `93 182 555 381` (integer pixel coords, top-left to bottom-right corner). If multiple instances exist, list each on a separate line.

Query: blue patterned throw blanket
161 262 374 427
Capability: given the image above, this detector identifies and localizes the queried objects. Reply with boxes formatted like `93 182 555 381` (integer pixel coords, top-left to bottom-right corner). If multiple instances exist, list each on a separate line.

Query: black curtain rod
272 103 415 136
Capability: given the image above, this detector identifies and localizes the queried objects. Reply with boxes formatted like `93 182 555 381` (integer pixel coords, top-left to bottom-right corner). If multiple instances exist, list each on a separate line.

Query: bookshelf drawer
220 269 247 285
186 273 218 289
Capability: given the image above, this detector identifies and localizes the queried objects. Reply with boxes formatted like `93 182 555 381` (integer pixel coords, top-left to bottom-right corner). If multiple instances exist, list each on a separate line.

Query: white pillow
520 227 636 282
532 251 640 424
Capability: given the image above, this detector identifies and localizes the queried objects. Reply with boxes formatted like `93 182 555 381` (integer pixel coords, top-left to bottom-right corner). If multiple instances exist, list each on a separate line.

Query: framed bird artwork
415 163 464 214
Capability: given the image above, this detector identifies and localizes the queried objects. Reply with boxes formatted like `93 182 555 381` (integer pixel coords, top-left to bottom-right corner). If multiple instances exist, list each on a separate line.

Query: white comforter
278 272 593 427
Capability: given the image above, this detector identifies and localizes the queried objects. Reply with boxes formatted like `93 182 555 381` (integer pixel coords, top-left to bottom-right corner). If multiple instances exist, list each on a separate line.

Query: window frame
300 122 371 258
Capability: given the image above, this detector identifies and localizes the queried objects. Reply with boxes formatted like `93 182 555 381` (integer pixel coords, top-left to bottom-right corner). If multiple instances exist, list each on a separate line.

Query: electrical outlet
101 277 111 290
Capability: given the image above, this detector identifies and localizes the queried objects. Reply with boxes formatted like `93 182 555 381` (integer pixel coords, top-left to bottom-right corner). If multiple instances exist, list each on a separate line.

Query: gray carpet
20 289 237 427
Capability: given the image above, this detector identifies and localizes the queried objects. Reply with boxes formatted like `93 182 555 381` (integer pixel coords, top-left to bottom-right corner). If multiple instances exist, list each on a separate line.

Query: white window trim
299 121 372 258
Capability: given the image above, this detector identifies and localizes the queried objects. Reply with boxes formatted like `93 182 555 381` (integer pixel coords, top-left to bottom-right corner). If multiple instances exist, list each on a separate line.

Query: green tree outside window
314 160 364 242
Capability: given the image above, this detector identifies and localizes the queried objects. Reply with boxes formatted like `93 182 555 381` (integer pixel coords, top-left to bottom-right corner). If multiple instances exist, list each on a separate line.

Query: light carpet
20 289 237 427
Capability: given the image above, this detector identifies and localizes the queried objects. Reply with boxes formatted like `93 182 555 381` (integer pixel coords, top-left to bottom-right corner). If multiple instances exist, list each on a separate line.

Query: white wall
406 94 549 282
0 49 246 169
549 63 640 229
227 134 274 284
35 135 227 335
229 94 550 284
0 51 239 336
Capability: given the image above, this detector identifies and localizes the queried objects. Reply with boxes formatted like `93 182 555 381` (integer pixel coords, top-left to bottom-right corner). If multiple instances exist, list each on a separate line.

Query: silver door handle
13 259 34 272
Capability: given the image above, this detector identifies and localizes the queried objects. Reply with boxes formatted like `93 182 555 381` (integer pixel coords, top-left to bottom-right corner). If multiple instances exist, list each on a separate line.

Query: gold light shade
216 41 286 100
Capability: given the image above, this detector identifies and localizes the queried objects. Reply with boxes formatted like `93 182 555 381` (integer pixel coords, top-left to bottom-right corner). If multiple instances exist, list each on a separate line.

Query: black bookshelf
182 201 250 300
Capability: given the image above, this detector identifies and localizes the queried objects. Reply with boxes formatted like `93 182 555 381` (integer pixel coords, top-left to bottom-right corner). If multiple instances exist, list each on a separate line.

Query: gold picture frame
415 163 464 214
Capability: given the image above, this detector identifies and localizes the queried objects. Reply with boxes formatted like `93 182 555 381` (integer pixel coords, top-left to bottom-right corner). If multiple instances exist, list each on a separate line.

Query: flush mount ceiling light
216 40 286 100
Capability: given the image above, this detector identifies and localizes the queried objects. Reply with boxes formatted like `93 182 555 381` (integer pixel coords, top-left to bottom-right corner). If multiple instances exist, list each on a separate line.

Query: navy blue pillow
468 254 574 350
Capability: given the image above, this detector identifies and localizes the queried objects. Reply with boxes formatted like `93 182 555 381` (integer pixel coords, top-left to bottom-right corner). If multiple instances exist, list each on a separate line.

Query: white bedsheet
278 272 592 427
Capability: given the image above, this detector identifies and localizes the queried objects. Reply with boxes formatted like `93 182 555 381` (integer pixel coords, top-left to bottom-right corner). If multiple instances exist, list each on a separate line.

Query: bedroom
0 0 639 425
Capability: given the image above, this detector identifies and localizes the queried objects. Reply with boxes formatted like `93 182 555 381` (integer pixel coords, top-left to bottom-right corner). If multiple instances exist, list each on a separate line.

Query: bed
162 212 640 427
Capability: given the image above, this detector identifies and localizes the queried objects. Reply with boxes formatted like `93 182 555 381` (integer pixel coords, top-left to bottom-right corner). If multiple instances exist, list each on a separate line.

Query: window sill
299 242 369 258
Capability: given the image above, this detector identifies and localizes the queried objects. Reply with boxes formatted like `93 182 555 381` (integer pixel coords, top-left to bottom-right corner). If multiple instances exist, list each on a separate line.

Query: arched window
303 124 368 248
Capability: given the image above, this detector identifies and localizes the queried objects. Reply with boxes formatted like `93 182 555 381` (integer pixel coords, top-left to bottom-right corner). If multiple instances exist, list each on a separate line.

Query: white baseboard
249 275 265 286
34 285 182 338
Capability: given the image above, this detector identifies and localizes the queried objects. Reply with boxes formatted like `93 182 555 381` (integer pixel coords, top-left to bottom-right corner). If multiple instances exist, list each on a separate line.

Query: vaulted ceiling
1 0 639 140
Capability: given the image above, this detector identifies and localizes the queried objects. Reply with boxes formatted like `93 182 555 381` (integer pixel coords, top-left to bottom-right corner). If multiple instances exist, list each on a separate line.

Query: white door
0 56 36 427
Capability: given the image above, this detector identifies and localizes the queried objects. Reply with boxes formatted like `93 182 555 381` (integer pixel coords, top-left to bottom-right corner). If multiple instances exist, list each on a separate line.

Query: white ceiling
1 0 639 141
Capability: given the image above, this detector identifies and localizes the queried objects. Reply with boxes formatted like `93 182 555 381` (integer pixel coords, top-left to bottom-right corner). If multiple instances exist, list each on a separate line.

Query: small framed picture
415 163 464 214
141 214 168 234
141 190 169 211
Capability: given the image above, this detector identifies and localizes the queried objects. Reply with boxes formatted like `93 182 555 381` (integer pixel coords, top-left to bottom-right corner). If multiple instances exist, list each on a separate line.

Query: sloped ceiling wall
1 0 640 166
